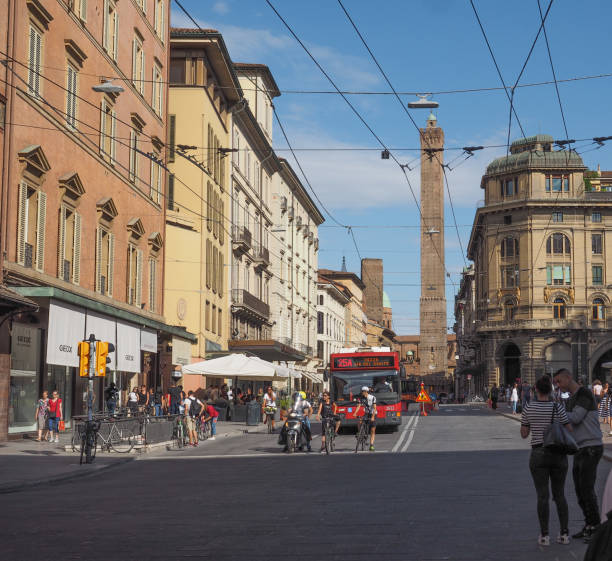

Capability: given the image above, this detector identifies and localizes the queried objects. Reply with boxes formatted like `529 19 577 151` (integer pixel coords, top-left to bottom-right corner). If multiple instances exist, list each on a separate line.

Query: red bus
326 349 404 430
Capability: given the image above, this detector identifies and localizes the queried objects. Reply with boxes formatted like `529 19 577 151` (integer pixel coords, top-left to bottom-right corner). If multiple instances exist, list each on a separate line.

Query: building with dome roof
456 133 612 390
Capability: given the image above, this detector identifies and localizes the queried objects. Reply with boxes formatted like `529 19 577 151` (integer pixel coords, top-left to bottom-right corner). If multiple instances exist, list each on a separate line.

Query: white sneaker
54 436 59 443
209 436 215 441
557 534 570 545
538 535 550 546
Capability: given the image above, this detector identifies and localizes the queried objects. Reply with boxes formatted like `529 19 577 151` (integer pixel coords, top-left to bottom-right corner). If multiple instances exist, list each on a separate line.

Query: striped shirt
521 399 569 446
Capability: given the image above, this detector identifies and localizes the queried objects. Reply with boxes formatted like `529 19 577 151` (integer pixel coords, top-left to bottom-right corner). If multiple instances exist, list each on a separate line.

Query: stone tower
361 258 384 325
419 113 447 376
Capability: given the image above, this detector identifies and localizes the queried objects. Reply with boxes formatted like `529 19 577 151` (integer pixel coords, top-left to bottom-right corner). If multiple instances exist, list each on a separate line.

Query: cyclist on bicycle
354 385 377 452
317 391 340 452
262 386 277 431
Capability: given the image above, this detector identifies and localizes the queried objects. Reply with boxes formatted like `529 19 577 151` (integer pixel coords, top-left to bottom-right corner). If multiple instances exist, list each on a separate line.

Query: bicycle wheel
110 425 135 453
330 430 336 452
267 416 273 434
324 427 330 455
177 424 185 449
355 423 364 453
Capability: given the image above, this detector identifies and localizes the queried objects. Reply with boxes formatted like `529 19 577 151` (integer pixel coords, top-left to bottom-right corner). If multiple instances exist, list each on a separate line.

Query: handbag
543 402 578 455
58 420 65 432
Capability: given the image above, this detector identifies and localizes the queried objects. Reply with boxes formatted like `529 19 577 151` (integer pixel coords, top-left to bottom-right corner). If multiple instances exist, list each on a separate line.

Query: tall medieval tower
419 113 447 376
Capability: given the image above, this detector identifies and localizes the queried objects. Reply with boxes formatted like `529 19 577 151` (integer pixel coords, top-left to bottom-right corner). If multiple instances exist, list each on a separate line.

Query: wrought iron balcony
232 225 252 254
253 244 270 268
476 318 585 332
231 288 269 321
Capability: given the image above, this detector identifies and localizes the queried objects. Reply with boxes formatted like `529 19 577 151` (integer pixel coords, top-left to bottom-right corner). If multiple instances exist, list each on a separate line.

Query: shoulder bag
543 402 578 455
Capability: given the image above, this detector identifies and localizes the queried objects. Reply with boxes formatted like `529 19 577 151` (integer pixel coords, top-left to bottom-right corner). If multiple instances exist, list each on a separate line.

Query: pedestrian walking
592 379 603 407
34 391 49 442
520 375 572 546
511 383 519 414
138 385 148 413
490 384 499 409
598 384 611 437
522 381 531 408
47 390 63 443
553 369 604 542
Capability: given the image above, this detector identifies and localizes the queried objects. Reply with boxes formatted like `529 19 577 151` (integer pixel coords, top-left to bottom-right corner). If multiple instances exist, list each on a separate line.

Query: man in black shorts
354 386 377 452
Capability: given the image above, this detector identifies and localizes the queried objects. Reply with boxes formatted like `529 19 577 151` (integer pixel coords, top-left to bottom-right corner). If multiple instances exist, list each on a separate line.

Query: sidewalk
488 403 612 462
0 420 270 493
0 436 133 494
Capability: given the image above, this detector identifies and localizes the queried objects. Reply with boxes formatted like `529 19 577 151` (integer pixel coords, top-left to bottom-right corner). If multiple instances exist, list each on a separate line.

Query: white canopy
182 354 300 381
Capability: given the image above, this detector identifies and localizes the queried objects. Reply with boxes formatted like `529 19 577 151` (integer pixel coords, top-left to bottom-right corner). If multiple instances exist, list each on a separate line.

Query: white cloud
212 1 229 15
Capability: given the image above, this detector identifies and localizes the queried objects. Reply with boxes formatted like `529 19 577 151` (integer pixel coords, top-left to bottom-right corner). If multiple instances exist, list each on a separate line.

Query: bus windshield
332 370 399 404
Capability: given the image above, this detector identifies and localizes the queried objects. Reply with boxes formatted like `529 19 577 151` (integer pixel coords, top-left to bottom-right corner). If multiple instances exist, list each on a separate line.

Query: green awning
11 286 197 343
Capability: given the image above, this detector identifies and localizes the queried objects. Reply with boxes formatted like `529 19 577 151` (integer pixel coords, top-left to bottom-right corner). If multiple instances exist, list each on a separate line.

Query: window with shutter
95 227 102 292
35 191 46 272
219 252 224 297
28 26 42 97
57 206 66 278
168 174 175 210
212 247 218 293
129 129 138 182
17 182 28 265
168 115 176 162
66 64 78 128
73 212 81 284
149 258 157 313
135 248 143 307
79 0 87 21
219 199 225 245
206 240 211 288
207 182 212 231
107 232 114 296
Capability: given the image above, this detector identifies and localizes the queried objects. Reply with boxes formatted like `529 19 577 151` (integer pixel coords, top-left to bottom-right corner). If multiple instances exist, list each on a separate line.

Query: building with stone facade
395 334 457 382
164 29 238 389
316 273 349 370
318 268 367 348
0 0 198 440
267 159 324 386
361 258 383 325
228 64 279 350
460 134 612 388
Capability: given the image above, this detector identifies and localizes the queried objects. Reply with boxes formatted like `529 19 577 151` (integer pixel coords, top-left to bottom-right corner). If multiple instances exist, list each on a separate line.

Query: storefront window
46 365 74 427
9 323 41 433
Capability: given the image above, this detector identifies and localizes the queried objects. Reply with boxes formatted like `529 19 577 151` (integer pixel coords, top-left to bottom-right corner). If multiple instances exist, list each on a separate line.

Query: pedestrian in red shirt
203 404 219 440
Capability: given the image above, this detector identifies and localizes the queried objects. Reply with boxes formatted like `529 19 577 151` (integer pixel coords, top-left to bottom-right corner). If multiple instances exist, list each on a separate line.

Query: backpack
189 397 202 417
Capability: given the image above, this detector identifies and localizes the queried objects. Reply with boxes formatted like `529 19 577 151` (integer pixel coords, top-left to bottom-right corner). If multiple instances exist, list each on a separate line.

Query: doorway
592 347 612 385
502 343 521 386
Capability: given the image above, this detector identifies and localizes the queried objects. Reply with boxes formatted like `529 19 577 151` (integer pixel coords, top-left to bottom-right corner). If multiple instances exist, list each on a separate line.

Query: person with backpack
203 403 219 440
104 382 119 415
184 390 204 447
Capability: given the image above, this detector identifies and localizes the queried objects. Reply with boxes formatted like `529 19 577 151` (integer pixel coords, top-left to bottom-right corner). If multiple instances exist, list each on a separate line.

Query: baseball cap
361 386 369 392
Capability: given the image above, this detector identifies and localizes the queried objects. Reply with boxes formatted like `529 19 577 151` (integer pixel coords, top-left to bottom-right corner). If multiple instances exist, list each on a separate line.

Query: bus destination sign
332 355 396 370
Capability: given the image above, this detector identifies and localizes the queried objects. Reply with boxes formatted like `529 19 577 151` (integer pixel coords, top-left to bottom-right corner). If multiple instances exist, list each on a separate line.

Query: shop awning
0 284 38 316
11 286 197 342
228 339 305 361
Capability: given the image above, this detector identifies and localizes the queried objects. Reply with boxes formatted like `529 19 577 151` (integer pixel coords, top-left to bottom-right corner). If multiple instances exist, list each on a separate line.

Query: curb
488 407 612 463
0 456 134 495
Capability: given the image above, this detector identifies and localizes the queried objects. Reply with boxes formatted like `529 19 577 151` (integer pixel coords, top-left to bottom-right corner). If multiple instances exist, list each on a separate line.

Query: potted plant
279 397 290 420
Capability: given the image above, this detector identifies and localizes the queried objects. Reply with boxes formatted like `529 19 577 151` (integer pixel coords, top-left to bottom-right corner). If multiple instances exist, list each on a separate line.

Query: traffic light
95 341 115 376
78 341 90 377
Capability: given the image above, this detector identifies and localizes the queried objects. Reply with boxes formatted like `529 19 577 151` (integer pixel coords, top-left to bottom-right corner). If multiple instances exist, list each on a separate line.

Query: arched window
592 298 605 320
504 299 517 321
553 297 566 319
546 233 571 255
501 237 519 258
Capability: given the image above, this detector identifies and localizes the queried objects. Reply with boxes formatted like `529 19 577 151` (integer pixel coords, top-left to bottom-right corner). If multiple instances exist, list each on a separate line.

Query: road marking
400 416 419 453
391 413 418 453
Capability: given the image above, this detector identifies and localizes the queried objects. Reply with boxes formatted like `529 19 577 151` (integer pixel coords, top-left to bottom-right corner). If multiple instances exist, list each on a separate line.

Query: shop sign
46 302 85 368
172 337 191 366
140 328 157 353
117 322 141 373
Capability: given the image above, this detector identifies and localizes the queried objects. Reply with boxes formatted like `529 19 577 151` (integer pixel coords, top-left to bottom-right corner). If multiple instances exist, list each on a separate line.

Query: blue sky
173 0 612 334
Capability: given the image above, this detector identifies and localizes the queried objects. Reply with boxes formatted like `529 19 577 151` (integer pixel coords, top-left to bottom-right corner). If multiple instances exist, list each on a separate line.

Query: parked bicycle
172 415 187 449
79 420 100 465
196 417 211 441
96 419 135 453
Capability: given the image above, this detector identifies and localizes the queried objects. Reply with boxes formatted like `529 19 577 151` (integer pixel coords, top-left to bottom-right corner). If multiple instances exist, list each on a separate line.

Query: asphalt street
1 405 610 561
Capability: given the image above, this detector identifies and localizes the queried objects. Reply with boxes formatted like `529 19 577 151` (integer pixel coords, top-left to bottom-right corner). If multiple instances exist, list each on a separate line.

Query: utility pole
87 332 96 422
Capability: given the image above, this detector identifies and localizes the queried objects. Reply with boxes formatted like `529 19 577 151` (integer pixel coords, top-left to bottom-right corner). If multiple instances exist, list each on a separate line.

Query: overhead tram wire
266 0 456 288
336 0 468 268
172 0 393 302
468 0 526 139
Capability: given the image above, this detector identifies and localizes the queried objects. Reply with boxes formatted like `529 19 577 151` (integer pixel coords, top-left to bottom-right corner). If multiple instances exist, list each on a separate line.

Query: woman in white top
262 387 277 431
127 387 138 416
511 383 519 414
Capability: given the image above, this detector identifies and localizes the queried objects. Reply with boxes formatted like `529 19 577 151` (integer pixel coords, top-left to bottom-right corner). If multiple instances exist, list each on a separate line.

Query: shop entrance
502 343 521 386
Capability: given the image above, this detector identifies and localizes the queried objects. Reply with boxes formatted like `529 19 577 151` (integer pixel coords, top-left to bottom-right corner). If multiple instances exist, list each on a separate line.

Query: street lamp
407 94 439 109
92 80 124 94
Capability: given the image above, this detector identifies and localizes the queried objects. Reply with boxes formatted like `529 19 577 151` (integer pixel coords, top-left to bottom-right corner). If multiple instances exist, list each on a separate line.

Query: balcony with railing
253 244 270 268
232 225 252 255
231 288 270 322
476 317 585 332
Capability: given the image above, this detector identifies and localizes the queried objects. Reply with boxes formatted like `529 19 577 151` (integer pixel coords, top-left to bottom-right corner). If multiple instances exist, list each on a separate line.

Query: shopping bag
58 420 66 432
